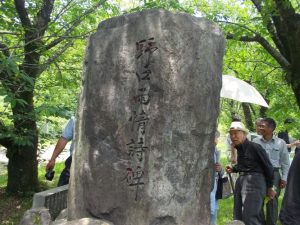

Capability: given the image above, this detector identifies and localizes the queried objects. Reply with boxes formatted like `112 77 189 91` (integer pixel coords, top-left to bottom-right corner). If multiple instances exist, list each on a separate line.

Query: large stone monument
68 9 225 225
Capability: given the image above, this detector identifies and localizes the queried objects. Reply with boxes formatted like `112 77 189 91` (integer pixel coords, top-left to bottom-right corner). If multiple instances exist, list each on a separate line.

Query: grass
217 191 284 225
218 196 234 225
0 188 32 225
0 162 64 225
217 145 235 225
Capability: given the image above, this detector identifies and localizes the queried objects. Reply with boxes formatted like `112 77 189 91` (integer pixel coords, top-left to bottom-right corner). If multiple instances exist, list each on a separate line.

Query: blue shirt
253 135 290 180
62 117 74 156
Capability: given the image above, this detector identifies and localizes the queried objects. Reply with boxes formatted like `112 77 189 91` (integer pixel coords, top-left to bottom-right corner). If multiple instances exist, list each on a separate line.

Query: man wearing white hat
226 121 276 225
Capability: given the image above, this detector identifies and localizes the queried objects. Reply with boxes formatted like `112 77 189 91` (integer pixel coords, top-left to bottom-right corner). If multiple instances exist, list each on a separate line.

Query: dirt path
0 146 69 175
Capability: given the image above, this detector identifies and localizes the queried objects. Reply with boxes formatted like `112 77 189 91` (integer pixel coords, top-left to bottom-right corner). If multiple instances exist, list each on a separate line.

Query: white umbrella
221 75 269 108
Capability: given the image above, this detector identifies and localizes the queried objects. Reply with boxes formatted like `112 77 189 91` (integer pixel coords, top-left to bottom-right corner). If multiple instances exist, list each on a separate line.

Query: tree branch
264 67 279 77
34 0 55 37
0 30 95 54
226 33 290 69
217 19 290 66
216 20 257 34
0 42 10 57
0 32 22 36
44 0 107 51
227 59 281 68
39 40 74 74
54 61 64 87
250 0 286 56
14 0 32 29
49 0 75 27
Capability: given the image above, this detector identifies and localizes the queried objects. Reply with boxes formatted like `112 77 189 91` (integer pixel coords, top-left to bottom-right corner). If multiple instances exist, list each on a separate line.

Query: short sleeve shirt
62 117 74 155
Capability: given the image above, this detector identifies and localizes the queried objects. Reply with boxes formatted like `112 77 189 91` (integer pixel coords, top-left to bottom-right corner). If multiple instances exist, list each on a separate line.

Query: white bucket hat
229 121 249 134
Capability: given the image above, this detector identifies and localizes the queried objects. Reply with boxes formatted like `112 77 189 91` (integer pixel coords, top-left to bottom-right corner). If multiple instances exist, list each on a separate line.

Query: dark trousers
262 170 281 225
57 156 72 187
234 173 266 225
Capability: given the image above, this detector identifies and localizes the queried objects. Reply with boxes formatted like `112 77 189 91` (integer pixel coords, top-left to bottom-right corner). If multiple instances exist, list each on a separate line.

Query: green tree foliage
126 0 194 13
0 0 122 194
195 0 300 135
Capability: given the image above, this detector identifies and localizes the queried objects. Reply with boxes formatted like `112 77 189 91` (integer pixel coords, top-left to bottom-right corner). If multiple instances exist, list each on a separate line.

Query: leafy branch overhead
0 0 108 145
0 0 111 194
202 0 300 107
225 0 298 70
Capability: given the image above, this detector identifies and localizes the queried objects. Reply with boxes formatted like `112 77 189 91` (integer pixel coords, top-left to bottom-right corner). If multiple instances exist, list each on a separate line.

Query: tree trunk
6 90 39 194
290 41 300 106
5 40 40 193
1 0 104 195
259 106 268 118
259 90 270 118
284 9 300 107
242 103 254 131
290 75 300 107
229 100 237 119
7 144 38 194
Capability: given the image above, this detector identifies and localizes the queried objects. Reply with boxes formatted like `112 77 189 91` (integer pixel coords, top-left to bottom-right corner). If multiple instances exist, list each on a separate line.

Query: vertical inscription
125 38 158 200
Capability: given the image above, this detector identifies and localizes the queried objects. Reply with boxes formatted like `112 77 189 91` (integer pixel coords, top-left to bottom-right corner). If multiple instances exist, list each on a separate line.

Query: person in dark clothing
279 151 300 225
226 121 276 225
278 118 300 154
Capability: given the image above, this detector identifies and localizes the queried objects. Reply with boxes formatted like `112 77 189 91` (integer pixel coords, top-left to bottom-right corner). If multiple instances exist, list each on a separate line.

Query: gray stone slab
226 220 245 225
68 8 224 225
32 185 68 220
50 218 113 225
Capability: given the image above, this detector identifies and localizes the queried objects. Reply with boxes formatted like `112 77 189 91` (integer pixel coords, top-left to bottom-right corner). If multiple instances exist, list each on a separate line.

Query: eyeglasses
257 124 270 129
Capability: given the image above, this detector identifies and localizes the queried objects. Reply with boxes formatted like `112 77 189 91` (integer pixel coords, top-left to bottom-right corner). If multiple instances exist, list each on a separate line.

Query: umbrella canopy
221 75 269 108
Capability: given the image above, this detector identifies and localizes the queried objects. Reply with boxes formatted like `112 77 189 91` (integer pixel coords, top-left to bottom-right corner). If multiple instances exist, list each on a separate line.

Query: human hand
280 180 287 188
46 159 55 171
267 188 276 199
226 165 233 174
293 140 300 147
215 163 222 172
231 159 237 165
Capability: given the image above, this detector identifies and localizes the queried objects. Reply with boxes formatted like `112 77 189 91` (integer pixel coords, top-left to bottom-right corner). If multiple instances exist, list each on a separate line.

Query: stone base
32 185 68 220
226 220 245 225
51 218 114 225
19 207 51 225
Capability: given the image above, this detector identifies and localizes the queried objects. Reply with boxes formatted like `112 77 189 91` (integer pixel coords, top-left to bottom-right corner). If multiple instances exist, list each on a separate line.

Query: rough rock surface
68 9 224 225
19 208 51 225
51 218 113 225
226 220 245 225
